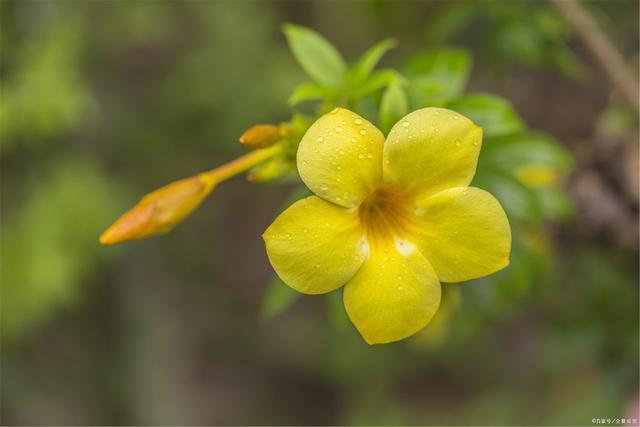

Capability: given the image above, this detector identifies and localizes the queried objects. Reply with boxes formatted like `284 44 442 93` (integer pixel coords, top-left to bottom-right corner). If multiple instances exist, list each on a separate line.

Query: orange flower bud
99 175 215 245
239 124 282 149
100 145 282 245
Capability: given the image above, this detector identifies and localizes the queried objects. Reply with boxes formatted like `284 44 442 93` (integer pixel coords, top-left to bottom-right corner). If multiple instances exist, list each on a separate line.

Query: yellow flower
263 107 511 344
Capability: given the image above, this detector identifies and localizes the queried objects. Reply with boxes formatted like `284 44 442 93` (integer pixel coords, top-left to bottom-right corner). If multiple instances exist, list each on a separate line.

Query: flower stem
199 144 283 186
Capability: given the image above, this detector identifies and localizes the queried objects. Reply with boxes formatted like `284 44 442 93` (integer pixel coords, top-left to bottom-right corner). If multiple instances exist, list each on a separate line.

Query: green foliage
261 277 300 317
404 48 471 107
0 15 92 152
446 94 524 139
423 1 586 79
283 23 347 88
284 24 399 111
378 80 408 134
1 160 124 340
350 38 397 85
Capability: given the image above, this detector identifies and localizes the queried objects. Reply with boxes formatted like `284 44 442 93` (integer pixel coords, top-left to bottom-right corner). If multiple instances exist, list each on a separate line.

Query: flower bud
239 124 282 149
100 175 215 245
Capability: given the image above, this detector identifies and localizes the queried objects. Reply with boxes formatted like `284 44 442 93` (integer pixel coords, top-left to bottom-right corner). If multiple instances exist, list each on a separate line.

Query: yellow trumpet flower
263 107 511 344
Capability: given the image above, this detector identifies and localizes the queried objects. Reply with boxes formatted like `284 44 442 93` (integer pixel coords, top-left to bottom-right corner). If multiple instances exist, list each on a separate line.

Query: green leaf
405 48 472 90
378 81 408 134
405 48 472 107
446 94 524 139
261 277 300 318
481 132 573 172
474 168 542 224
283 23 347 88
406 76 453 108
288 82 331 106
352 69 400 99
350 38 397 84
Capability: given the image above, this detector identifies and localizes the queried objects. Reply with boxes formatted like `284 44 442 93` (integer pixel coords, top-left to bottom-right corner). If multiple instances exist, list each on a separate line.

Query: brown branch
550 0 639 111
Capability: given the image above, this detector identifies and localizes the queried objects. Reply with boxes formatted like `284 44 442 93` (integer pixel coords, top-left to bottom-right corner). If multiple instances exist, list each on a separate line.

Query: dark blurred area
1 1 638 425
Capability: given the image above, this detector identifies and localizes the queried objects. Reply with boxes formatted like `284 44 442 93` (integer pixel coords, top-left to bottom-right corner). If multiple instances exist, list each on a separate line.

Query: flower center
358 185 415 246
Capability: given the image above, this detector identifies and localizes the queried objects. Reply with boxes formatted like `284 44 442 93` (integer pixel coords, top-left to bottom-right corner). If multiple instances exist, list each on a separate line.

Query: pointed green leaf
352 69 401 99
288 82 329 106
405 48 472 107
378 80 408 134
446 94 524 139
283 23 347 88
351 38 397 83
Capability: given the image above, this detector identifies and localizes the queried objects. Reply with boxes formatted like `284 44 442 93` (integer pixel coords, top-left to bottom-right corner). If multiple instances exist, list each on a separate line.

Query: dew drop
335 126 343 133
354 118 363 125
359 129 367 135
329 108 339 115
402 121 410 128
317 136 324 143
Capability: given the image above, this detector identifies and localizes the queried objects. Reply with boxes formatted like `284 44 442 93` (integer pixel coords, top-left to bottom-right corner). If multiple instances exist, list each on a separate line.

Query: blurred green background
1 1 638 425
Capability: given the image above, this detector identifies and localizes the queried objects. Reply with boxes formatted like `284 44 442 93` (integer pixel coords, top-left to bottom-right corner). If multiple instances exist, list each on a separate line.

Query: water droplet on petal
359 129 367 135
402 121 410 128
317 136 324 143
335 127 343 133
354 118 363 125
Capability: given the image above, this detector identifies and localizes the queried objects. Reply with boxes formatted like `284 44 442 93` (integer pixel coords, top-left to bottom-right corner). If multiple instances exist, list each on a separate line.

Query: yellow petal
383 107 482 198
297 108 384 208
263 195 367 294
343 239 441 344
412 186 511 283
